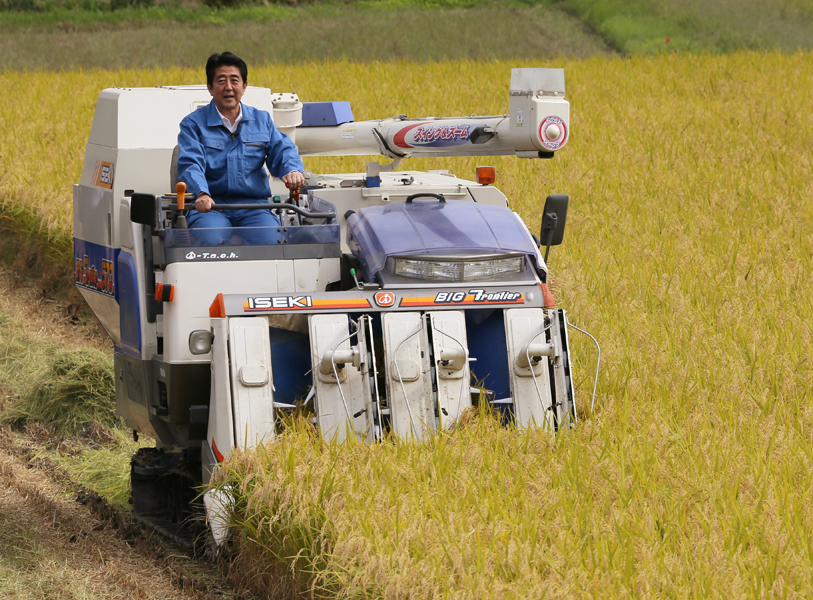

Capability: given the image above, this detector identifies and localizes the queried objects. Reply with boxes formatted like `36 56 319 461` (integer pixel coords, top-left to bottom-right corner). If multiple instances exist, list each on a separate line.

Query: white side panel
73 183 114 245
276 259 295 292
115 147 175 199
465 185 510 207
382 312 433 440
205 318 238 548
428 311 471 429
316 257 342 289
164 260 281 363
308 314 371 442
294 259 319 292
87 89 121 149
78 143 119 221
207 319 235 460
505 308 555 430
119 199 134 250
228 317 275 448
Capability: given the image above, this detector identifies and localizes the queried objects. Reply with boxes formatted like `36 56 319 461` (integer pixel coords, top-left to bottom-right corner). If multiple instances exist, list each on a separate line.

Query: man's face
208 65 246 113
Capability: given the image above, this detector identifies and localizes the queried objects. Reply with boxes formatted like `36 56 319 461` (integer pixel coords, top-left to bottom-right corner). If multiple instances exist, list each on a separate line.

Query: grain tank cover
347 199 541 283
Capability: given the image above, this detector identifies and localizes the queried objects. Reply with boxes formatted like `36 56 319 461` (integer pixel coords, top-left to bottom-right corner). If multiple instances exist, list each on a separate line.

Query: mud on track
0 425 248 600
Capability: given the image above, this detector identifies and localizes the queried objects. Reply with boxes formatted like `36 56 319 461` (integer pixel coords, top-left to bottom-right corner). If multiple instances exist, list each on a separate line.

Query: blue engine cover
346 199 539 282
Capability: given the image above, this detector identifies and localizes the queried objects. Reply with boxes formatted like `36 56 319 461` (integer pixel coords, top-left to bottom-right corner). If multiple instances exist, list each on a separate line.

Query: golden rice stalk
1 53 812 597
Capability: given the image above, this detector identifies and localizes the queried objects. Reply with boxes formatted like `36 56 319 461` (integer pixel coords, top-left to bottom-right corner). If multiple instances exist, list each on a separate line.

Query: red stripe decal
400 295 525 307
212 438 225 463
392 122 427 148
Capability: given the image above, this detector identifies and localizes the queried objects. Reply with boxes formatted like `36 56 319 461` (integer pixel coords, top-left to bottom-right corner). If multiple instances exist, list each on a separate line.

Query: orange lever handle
176 182 186 210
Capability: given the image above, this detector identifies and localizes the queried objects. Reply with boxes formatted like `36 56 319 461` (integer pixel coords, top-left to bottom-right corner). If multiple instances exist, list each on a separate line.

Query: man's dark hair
205 52 248 87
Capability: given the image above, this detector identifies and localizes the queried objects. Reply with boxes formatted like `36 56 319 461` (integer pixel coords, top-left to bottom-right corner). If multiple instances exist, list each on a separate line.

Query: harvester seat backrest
170 145 180 190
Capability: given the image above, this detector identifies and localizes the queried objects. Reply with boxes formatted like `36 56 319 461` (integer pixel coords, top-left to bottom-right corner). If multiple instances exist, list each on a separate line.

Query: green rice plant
56 429 150 506
0 347 120 435
0 302 136 506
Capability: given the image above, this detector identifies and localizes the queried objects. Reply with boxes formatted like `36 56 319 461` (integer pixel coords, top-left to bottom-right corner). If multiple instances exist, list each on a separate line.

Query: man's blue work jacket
177 100 304 202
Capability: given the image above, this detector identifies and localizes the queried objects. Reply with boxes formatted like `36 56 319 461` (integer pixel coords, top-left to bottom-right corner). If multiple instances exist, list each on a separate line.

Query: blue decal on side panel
117 250 141 354
74 238 119 297
114 344 143 361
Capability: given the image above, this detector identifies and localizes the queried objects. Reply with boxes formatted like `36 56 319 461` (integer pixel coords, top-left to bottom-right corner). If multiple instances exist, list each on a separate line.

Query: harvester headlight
394 259 462 281
189 330 214 355
462 257 524 280
393 256 523 282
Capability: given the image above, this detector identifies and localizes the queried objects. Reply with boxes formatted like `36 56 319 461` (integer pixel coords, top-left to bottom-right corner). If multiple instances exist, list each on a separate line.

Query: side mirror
540 194 568 262
130 193 158 229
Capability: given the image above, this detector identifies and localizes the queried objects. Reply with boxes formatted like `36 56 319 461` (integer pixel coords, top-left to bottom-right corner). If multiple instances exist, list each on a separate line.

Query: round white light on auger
539 115 568 150
545 124 561 140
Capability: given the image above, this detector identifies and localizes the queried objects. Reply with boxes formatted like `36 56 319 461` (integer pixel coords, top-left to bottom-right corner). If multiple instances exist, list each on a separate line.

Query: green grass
56 430 151 507
0 347 120 435
557 0 813 53
0 293 137 506
0 0 546 25
0 3 610 70
2 0 812 59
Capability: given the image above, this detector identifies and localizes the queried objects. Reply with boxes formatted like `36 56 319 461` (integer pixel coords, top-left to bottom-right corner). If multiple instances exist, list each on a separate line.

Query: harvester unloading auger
73 68 599 545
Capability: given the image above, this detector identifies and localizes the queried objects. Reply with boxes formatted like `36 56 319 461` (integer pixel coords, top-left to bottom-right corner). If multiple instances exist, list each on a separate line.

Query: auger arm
295 69 569 160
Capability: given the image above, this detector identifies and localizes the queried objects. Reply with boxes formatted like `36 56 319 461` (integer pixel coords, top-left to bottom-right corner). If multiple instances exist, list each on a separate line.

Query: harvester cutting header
73 67 589 545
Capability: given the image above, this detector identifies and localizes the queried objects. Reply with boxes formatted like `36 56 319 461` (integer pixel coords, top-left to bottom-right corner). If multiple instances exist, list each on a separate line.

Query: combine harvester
74 68 596 544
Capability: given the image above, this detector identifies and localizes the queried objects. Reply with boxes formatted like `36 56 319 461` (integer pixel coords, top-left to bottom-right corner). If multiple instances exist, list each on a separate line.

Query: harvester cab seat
170 144 181 191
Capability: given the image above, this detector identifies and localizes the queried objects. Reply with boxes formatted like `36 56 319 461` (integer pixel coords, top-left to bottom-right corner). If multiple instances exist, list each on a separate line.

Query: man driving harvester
177 51 306 245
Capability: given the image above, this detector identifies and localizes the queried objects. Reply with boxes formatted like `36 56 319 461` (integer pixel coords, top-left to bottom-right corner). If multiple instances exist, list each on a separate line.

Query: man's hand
195 193 215 213
282 171 305 189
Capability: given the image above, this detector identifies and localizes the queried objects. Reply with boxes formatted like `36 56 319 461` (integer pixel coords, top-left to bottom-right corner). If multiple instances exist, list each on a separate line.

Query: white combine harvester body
73 69 576 545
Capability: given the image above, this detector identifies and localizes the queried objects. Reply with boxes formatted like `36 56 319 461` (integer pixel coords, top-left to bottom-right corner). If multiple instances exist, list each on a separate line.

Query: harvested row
1 53 812 597
0 432 213 600
0 265 243 599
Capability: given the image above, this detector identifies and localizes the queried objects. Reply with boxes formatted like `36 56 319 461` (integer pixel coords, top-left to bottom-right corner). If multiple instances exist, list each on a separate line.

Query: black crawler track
131 447 205 548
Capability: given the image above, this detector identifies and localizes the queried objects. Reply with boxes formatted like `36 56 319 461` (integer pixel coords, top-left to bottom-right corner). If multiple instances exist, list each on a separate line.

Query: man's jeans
187 200 281 245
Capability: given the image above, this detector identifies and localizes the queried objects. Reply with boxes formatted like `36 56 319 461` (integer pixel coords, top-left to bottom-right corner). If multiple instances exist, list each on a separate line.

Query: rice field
2 52 813 597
